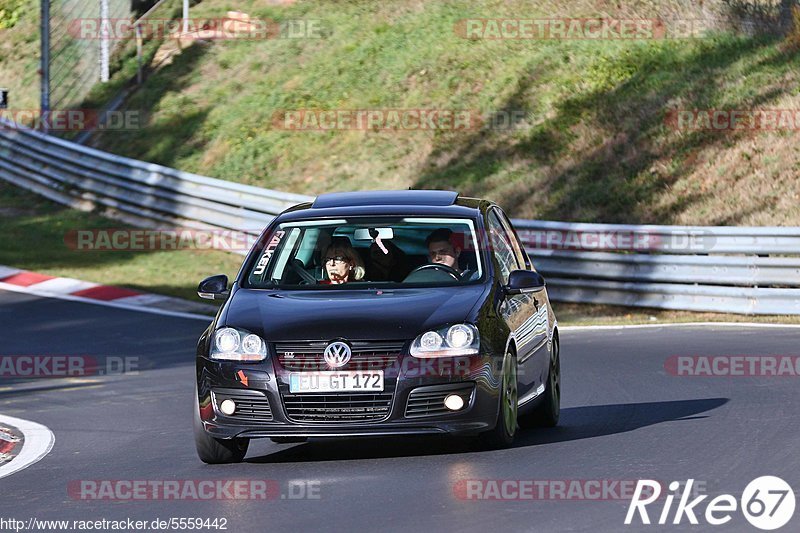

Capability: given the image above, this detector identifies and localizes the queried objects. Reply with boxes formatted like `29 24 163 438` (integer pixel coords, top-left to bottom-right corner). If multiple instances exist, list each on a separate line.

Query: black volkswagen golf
194 190 560 463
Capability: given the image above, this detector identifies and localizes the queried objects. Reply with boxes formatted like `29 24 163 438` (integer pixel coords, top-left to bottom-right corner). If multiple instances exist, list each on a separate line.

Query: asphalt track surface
1 288 799 532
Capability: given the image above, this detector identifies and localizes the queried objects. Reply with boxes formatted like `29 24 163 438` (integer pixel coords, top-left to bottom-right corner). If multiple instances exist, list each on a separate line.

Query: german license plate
289 371 384 393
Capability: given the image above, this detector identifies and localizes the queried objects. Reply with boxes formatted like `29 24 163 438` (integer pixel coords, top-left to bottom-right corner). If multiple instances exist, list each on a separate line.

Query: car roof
279 190 486 221
312 190 458 208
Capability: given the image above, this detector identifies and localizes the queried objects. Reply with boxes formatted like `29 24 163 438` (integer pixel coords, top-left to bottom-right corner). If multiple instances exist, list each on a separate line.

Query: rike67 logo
626 477 795 530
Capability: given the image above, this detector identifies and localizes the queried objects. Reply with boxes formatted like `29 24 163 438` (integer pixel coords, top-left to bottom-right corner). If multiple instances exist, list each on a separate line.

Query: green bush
0 0 24 29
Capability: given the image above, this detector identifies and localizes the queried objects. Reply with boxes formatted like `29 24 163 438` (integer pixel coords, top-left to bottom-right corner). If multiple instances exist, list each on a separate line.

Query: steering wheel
406 263 461 281
290 259 318 285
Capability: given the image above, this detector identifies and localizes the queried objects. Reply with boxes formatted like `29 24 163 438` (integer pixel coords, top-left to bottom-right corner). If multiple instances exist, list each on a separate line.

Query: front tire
480 352 518 449
521 335 560 428
194 396 249 464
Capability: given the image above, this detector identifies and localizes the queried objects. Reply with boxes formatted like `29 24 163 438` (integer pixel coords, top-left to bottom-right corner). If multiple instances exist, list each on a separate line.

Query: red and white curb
0 265 214 321
0 415 54 480
0 423 23 464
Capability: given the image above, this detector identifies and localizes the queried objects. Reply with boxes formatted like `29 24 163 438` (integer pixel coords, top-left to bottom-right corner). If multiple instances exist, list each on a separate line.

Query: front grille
405 383 475 418
213 389 273 423
275 341 404 371
282 393 394 423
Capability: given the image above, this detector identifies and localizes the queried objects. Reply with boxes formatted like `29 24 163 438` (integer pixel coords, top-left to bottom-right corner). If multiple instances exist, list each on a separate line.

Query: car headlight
410 324 479 358
211 327 267 362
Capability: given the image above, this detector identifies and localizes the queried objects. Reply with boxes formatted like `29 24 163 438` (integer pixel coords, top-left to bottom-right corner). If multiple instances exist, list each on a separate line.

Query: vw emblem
323 341 351 368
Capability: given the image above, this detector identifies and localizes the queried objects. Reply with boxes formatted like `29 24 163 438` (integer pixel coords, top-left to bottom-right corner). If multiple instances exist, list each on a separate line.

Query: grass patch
0 0 39 111
5 1 799 224
82 0 800 226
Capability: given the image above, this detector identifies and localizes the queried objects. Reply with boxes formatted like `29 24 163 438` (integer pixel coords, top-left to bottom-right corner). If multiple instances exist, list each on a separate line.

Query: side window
496 209 530 270
487 211 519 285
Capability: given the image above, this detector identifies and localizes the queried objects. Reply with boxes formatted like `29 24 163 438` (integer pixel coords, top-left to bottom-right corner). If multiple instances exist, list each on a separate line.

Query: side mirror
504 270 545 295
198 274 229 301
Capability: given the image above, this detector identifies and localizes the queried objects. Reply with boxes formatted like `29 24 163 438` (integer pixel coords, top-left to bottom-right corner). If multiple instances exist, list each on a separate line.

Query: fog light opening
444 394 465 411
220 399 236 415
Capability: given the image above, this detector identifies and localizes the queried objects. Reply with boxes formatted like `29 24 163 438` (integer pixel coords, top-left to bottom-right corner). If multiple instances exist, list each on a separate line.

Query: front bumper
196 353 503 439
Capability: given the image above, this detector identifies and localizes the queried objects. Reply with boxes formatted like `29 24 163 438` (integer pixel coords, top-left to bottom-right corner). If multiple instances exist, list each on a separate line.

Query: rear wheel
521 335 560 428
479 351 518 449
194 395 249 464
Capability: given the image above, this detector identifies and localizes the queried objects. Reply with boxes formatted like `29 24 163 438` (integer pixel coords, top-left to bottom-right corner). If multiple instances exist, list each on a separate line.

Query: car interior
265 224 480 286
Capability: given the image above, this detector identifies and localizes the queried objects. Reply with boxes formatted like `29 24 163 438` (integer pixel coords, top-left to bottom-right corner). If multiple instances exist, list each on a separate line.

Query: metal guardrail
512 221 800 314
1 119 799 315
0 119 310 233
512 220 800 255
544 278 800 315
527 250 800 287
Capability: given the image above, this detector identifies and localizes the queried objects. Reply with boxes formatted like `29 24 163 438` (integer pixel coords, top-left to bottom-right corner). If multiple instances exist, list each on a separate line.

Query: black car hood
223 285 489 342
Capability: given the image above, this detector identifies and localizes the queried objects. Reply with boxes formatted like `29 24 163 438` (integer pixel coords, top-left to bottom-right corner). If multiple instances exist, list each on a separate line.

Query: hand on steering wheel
407 263 461 281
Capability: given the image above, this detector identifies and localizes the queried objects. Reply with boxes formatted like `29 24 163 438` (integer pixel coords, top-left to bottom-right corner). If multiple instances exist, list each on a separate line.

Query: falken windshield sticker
253 230 285 275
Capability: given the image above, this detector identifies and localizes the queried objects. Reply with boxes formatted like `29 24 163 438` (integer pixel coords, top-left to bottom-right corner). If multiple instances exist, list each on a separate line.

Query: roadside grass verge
0 0 39 112
87 0 800 225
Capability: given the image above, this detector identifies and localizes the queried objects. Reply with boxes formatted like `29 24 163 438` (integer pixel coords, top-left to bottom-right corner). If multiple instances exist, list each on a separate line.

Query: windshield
244 217 484 289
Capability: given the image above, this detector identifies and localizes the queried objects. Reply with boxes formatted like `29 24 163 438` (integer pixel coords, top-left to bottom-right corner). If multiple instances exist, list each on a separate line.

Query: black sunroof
312 190 458 209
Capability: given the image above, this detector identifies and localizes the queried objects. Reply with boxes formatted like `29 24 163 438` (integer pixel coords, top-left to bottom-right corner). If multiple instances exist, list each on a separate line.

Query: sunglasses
324 256 349 264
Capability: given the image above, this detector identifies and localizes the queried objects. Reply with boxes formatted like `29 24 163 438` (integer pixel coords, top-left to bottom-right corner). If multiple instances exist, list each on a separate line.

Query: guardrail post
40 0 50 131
135 23 143 85
100 0 110 83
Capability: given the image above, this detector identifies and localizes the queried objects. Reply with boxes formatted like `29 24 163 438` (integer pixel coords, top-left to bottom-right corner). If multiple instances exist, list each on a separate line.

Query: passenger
321 236 366 284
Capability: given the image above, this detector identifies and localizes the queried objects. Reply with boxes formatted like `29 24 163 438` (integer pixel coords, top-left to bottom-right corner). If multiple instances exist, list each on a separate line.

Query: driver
425 228 462 274
425 228 480 281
